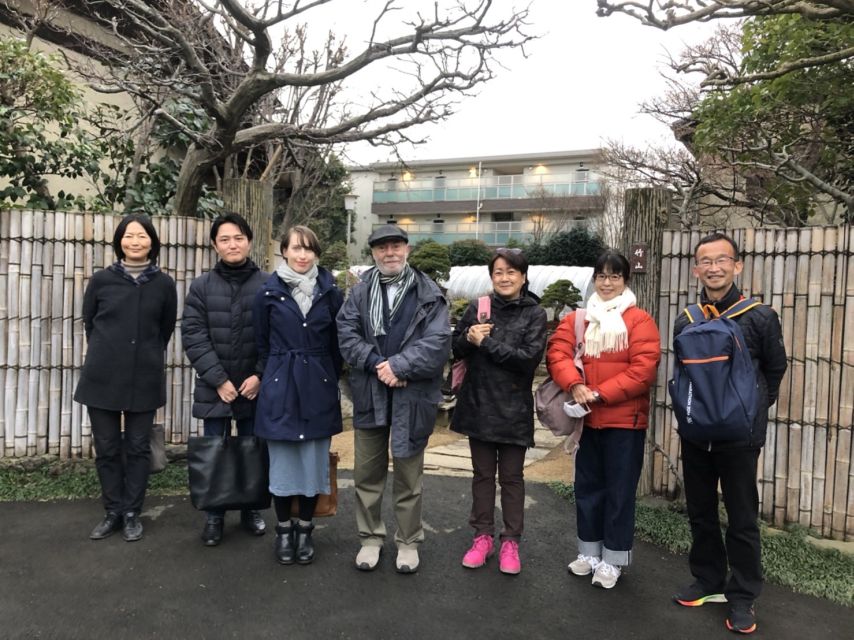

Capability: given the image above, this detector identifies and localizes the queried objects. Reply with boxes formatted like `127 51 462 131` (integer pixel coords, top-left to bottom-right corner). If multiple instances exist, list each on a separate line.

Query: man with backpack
670 233 787 635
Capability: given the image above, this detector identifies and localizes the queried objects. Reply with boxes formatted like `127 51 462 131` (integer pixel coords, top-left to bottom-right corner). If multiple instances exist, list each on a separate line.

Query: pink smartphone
477 296 491 323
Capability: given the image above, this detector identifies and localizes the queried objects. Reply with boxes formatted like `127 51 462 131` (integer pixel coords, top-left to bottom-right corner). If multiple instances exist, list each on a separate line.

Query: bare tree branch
596 1 853 27
67 0 535 215
596 1 854 88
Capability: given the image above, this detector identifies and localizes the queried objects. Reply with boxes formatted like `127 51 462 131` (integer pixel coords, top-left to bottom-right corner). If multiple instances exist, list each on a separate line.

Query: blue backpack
668 298 761 443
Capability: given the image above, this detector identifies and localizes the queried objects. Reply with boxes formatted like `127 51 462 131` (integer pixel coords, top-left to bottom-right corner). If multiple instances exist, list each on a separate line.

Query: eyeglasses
594 273 623 283
696 256 737 268
496 247 523 255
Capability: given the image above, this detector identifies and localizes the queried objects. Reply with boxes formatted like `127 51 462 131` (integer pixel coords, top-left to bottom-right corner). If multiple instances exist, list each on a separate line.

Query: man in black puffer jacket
671 233 788 636
182 213 269 546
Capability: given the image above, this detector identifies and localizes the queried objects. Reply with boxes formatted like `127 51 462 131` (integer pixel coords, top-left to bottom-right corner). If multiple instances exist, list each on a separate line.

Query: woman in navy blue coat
254 225 343 565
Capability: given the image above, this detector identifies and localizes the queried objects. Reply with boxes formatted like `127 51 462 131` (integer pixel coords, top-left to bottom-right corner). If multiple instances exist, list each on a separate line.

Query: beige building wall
0 5 138 207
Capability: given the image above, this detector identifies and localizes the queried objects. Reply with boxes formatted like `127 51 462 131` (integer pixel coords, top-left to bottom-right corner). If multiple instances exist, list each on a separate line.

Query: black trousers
681 437 763 603
468 438 526 540
89 407 156 514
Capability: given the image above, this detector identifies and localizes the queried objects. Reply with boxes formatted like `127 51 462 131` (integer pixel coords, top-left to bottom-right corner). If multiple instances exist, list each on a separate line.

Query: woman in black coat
75 214 177 542
451 248 547 575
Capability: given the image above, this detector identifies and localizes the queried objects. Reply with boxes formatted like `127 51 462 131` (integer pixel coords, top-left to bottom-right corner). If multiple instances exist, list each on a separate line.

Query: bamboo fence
1 210 852 539
653 225 853 540
221 178 274 270
0 210 216 460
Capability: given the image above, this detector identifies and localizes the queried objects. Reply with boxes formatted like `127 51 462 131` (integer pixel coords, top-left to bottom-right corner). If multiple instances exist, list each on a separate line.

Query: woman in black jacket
451 248 547 575
75 214 177 542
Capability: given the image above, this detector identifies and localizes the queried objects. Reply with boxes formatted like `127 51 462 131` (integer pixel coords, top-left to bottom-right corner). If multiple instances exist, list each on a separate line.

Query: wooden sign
630 243 648 272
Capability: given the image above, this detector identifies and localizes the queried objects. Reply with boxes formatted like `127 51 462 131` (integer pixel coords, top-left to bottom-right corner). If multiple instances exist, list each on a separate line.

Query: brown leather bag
291 451 339 518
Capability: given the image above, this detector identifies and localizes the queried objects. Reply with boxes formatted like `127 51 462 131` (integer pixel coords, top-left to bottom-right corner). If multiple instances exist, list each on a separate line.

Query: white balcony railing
373 173 600 204
372 219 590 245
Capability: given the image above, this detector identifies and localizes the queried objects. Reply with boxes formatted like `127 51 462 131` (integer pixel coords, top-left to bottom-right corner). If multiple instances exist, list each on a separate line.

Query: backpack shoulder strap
573 309 586 373
721 298 762 320
574 309 586 345
683 303 707 324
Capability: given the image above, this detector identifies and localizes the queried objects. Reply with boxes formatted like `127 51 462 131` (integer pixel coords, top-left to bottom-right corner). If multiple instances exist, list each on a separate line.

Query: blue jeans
575 427 645 566
203 417 255 518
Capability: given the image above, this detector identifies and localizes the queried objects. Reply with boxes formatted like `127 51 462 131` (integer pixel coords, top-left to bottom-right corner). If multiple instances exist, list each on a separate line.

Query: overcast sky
311 1 716 166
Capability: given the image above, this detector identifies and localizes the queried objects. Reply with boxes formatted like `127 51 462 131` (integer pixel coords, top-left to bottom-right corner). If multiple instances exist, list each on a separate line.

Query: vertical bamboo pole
0 211 11 457
807 228 830 531
19 210 35 456
833 225 853 538
6 211 23 456
771 229 797 526
38 213 53 455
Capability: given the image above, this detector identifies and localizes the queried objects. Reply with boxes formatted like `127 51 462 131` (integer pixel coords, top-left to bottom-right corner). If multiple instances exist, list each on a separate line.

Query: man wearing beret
337 224 451 573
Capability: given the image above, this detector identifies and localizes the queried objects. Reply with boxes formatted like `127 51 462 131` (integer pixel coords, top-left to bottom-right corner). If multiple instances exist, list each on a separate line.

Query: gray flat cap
368 224 408 247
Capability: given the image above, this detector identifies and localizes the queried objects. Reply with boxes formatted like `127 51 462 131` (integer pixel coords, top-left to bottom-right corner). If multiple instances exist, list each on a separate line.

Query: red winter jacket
546 306 661 430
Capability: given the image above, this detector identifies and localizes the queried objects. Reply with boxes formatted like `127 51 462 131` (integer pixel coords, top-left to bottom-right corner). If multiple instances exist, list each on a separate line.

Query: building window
491 212 514 222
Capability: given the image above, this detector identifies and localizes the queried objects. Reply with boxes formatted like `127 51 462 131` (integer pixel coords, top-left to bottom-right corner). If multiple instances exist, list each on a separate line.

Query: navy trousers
574 426 646 566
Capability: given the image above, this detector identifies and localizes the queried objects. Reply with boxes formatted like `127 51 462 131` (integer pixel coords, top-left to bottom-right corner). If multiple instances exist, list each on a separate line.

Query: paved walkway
424 417 564 476
1 475 851 640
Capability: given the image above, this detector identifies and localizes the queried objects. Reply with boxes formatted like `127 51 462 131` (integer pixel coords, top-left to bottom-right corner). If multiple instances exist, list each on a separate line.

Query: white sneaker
396 547 419 574
355 545 381 571
591 562 621 589
568 554 601 576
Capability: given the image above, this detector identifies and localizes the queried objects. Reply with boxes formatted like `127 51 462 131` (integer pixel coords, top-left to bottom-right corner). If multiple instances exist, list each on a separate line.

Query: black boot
201 515 224 547
240 509 267 536
275 524 296 565
295 522 315 565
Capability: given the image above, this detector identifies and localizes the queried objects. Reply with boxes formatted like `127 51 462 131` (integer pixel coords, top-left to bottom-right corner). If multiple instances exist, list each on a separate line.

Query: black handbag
187 429 271 511
149 423 168 474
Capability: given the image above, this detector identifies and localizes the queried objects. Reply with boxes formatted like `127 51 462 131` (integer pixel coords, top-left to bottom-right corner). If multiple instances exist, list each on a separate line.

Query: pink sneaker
462 534 494 568
499 539 521 575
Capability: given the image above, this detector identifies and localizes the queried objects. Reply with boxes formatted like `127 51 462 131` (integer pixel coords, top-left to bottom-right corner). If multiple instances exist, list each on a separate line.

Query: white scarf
583 288 637 358
276 261 318 317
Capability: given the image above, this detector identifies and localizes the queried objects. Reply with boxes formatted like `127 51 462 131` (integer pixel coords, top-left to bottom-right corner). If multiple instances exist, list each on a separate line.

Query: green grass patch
761 525 854 606
0 461 190 502
549 481 854 607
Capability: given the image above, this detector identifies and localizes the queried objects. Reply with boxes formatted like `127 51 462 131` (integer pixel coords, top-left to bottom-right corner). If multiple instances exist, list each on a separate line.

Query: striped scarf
369 264 416 337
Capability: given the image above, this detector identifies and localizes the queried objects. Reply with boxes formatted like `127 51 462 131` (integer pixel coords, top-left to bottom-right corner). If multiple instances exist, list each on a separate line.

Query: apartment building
347 149 605 258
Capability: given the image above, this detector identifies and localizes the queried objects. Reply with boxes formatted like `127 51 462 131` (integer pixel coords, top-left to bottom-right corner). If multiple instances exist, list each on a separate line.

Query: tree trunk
621 187 671 498
172 145 221 216
621 187 671 320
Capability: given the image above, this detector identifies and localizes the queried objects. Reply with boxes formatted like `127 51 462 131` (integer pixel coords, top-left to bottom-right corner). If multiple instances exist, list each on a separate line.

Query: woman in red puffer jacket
546 251 660 590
